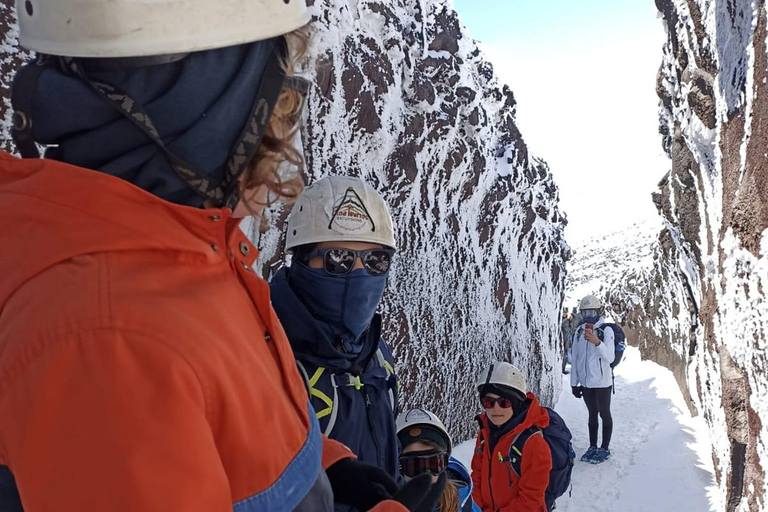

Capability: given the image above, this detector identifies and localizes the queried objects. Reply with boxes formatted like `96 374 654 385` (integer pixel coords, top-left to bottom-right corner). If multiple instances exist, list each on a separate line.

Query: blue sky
452 0 668 245
453 0 658 44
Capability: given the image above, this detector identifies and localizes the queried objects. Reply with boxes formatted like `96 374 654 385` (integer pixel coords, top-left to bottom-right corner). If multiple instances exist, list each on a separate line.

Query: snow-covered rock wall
642 1 768 509
0 0 568 442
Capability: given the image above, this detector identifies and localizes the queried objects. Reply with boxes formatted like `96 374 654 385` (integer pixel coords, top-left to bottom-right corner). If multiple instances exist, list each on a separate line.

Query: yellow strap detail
309 367 325 386
512 445 523 456
311 387 334 419
383 360 395 375
349 374 364 390
307 367 334 418
497 451 504 463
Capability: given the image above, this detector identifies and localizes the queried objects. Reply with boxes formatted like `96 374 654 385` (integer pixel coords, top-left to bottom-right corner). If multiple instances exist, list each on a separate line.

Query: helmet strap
221 38 291 210
59 55 230 204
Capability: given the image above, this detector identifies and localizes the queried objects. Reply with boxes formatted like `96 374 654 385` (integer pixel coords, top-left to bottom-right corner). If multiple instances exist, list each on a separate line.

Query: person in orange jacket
0 1 445 511
471 363 552 512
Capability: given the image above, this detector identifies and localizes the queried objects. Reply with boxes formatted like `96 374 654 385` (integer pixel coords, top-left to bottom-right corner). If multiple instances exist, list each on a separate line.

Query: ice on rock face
599 0 768 509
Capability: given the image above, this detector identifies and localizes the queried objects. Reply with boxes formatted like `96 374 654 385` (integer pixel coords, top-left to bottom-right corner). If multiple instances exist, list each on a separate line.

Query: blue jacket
446 458 481 512
270 267 402 491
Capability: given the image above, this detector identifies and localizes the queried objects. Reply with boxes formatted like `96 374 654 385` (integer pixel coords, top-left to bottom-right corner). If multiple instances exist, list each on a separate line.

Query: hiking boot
579 446 598 463
590 448 611 464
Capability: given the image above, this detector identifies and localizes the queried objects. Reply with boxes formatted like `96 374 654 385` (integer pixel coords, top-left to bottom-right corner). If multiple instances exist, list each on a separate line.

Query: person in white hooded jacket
569 295 615 465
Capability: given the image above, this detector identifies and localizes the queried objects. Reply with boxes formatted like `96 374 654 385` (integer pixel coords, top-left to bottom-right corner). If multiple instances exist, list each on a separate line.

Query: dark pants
583 386 613 449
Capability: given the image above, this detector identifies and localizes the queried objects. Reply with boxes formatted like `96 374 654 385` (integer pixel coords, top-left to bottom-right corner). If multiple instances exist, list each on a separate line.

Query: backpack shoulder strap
298 360 340 436
375 347 398 412
507 426 543 478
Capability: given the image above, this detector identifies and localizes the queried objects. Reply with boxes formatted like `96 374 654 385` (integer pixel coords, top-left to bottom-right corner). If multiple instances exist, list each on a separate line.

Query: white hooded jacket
570 318 615 389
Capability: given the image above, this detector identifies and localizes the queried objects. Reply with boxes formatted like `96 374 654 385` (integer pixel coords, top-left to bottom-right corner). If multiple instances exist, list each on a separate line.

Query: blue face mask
288 261 388 347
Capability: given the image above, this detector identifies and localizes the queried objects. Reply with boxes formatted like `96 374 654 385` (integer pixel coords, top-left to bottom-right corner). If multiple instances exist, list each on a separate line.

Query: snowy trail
452 347 720 511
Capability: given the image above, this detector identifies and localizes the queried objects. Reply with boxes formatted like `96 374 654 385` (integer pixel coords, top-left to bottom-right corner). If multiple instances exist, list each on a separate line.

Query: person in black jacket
271 176 402 510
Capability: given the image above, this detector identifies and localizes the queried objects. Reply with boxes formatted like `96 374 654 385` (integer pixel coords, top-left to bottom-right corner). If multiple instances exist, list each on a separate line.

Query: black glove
572 386 583 399
325 458 398 511
390 472 447 512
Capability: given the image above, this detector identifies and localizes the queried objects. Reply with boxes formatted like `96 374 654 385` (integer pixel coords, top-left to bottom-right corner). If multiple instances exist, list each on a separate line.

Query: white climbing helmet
396 409 452 454
579 294 603 311
286 176 397 251
15 0 310 57
476 362 527 398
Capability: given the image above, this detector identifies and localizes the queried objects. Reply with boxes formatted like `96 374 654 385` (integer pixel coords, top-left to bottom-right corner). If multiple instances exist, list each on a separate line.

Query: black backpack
596 323 627 368
507 408 575 512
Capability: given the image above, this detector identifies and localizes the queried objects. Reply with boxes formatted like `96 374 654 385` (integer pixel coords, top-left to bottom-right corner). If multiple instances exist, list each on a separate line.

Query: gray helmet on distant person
286 176 397 251
396 409 452 454
579 294 604 319
579 295 602 310
476 362 527 401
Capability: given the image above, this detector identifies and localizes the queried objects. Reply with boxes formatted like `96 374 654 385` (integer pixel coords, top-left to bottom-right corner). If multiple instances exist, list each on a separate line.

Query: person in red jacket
471 363 552 512
0 1 444 511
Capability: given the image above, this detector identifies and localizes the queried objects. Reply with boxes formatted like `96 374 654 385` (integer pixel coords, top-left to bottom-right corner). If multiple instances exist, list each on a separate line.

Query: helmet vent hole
284 0 290 3
299 206 303 211
293 229 297 235
25 0 33 16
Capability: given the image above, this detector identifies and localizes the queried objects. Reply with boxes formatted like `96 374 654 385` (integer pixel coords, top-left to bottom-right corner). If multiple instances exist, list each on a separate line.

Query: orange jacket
471 394 552 512
0 152 407 512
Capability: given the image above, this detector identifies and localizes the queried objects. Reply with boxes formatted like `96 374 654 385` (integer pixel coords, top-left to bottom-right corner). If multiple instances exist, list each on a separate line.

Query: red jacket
471 394 552 512
0 153 406 512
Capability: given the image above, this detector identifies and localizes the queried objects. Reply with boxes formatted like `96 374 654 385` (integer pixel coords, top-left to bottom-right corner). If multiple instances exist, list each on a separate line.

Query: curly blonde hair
238 28 309 211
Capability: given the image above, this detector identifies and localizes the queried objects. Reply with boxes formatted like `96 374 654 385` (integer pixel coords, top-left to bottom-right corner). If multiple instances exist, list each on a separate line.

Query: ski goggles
481 396 513 409
303 247 394 276
398 450 449 478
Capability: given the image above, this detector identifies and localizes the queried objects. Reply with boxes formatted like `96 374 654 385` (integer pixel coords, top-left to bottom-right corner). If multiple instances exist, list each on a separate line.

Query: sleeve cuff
321 435 356 470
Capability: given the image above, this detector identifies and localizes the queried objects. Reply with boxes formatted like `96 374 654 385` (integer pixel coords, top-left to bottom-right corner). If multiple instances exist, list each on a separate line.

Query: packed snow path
453 347 719 511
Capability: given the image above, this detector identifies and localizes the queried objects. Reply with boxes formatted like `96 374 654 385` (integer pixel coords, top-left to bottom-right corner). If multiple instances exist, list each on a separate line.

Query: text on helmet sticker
328 188 374 233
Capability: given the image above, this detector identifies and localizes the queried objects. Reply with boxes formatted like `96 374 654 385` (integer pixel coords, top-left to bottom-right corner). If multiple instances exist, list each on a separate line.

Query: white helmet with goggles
396 408 452 455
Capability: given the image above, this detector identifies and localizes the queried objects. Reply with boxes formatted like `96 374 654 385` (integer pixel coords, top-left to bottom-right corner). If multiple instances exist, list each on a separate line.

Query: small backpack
507 408 575 512
596 323 627 368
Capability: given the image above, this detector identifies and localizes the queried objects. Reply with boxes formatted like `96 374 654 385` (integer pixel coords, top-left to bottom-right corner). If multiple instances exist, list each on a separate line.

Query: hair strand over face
239 28 309 215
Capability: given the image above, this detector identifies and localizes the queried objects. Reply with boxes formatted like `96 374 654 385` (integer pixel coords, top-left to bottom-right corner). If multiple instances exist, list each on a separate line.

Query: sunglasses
303 247 394 276
481 396 513 409
398 450 449 478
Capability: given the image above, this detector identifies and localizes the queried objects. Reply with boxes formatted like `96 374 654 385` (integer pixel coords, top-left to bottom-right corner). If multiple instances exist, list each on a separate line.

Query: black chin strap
10 42 309 209
220 39 290 209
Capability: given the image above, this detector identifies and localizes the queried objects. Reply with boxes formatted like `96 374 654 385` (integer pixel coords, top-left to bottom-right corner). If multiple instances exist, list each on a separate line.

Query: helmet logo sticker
405 409 432 422
329 190 373 233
